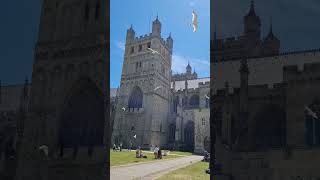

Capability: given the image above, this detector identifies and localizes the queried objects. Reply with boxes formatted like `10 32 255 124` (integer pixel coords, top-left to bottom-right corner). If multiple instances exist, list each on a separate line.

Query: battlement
249 83 284 92
214 82 285 98
187 87 200 92
133 33 153 42
213 48 320 63
199 81 210 87
128 32 172 51
284 62 320 82
177 89 184 93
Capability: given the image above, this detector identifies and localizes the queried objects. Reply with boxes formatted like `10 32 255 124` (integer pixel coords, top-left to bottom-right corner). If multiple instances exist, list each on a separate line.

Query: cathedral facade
111 18 210 154
212 1 320 179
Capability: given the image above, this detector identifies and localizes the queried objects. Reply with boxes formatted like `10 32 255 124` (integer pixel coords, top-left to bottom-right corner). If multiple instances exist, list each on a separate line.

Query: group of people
153 145 162 159
135 146 147 158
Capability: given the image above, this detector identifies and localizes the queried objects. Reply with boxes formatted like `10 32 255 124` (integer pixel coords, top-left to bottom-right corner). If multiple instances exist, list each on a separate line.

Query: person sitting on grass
135 146 148 158
136 149 140 158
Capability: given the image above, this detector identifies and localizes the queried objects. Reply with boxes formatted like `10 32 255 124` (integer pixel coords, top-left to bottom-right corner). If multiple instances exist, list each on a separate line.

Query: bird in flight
39 145 49 156
305 105 318 119
122 107 126 111
133 134 137 139
191 10 198 32
205 94 210 99
148 48 160 54
154 86 162 91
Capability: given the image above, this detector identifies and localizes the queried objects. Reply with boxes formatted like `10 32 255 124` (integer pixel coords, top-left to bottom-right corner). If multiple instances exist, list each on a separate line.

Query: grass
156 161 210 180
110 150 190 167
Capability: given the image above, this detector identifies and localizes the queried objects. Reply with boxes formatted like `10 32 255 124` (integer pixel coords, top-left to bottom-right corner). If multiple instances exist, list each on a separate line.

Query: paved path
110 155 203 180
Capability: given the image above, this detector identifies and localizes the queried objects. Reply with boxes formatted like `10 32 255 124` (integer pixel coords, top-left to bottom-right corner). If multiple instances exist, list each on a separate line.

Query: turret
184 78 188 106
239 57 249 113
126 25 135 43
237 57 250 150
193 68 198 78
185 78 188 90
244 0 261 40
166 33 173 51
152 16 161 37
186 62 192 74
262 18 280 56
173 80 176 90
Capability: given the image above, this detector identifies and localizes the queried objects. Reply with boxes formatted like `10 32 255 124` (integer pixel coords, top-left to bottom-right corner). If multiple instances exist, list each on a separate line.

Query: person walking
158 147 162 159
153 145 159 159
113 144 116 151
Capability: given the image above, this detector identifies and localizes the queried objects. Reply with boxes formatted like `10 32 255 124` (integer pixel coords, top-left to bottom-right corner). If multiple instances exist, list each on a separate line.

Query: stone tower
244 0 261 41
15 0 108 179
262 18 280 56
112 17 173 149
244 0 262 56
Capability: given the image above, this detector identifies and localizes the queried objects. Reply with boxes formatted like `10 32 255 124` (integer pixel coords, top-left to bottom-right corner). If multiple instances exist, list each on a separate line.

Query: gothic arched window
189 95 200 107
128 86 143 109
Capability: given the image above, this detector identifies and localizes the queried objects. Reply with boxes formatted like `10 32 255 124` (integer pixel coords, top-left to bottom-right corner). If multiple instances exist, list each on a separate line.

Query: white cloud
172 54 209 75
115 41 125 51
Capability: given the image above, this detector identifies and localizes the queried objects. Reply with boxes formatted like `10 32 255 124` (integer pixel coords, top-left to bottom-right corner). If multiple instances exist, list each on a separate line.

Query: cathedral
212 1 320 179
110 17 210 154
0 0 109 179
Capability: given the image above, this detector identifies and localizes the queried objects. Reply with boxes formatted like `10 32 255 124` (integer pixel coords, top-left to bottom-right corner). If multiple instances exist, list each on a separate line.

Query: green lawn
156 161 210 180
110 150 190 167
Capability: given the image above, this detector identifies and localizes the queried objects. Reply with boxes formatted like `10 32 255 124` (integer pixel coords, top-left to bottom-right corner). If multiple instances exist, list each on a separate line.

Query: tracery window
128 86 143 109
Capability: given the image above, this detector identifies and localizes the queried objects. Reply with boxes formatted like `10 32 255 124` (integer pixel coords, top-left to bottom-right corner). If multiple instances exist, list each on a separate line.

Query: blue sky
110 0 210 88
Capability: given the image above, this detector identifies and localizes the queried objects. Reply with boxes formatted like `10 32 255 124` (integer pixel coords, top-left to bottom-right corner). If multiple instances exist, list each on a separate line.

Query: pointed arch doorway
58 77 105 153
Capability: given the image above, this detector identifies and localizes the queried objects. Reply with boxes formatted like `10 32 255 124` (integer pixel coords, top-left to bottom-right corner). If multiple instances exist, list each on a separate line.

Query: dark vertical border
105 0 110 179
209 0 215 179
